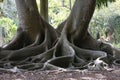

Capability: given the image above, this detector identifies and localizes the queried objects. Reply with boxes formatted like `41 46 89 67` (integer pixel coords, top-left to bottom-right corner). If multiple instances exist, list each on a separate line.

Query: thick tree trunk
65 0 96 42
15 0 42 40
2 0 42 50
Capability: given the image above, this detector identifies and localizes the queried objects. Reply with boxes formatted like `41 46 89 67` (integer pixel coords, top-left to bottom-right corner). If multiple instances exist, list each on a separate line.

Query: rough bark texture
40 0 48 22
0 0 120 72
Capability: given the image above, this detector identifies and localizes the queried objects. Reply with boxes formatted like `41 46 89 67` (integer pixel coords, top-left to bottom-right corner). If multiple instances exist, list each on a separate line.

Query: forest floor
0 66 120 80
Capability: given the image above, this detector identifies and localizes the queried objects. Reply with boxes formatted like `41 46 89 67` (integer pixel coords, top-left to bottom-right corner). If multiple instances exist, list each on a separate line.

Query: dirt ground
0 68 120 80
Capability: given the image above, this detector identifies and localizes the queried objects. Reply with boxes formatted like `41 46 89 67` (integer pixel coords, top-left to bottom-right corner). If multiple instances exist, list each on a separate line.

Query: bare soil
0 68 120 80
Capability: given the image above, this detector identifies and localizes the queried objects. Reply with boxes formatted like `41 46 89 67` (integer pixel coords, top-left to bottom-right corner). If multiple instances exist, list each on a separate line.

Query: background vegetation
0 17 17 43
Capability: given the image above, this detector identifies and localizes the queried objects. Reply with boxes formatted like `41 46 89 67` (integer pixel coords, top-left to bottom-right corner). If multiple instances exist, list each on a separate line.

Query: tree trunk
69 0 72 10
40 0 48 22
2 0 42 50
66 0 96 41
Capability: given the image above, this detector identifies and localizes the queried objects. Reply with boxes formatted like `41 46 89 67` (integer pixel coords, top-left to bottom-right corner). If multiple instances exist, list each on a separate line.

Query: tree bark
15 0 42 41
40 0 48 22
69 0 72 10
65 0 96 41
2 0 42 50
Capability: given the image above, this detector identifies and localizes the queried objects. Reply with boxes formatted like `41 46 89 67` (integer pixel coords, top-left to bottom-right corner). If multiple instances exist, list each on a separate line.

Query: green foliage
90 0 120 47
2 0 18 25
108 15 120 43
48 0 75 28
112 43 120 48
89 8 109 39
96 0 115 8
0 17 17 43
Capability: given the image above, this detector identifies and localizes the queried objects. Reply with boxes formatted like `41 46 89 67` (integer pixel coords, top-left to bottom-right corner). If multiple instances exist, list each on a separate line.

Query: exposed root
87 58 108 71
0 31 119 71
2 27 28 50
0 22 119 71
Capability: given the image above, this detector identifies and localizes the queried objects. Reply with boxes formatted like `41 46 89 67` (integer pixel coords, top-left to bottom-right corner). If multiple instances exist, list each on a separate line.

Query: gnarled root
0 29 118 71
